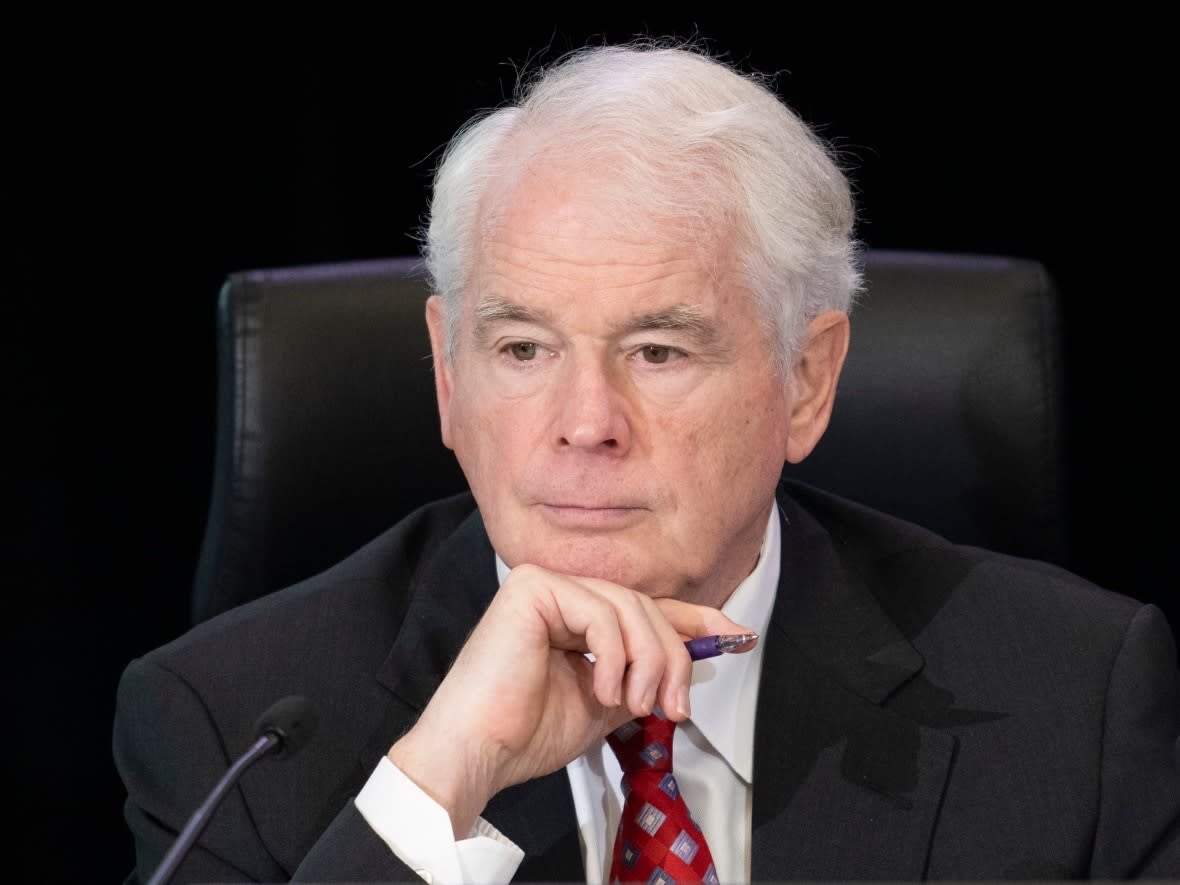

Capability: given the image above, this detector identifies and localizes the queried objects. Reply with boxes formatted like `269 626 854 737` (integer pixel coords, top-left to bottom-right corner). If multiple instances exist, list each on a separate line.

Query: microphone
145 695 318 885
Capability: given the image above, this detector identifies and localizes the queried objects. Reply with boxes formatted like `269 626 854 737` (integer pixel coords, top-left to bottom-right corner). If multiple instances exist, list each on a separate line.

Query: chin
514 550 705 603
516 535 677 597
485 504 706 597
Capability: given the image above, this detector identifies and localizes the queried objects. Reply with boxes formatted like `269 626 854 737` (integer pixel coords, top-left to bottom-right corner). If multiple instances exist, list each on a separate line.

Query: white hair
421 39 862 373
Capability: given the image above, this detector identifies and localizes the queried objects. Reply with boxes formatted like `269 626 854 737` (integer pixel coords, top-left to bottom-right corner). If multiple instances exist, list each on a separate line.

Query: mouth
535 503 647 530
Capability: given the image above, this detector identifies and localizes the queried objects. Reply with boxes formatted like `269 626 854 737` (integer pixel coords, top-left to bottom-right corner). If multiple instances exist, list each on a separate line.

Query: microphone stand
145 732 279 885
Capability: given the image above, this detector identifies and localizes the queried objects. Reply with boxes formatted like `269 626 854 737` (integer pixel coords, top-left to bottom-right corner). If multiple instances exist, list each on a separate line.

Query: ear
424 295 456 451
784 310 850 464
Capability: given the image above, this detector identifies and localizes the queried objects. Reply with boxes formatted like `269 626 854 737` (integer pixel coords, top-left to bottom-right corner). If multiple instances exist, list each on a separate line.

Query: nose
555 353 632 453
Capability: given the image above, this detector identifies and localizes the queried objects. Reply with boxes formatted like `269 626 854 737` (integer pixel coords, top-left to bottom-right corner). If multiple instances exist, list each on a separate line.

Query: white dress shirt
356 506 781 883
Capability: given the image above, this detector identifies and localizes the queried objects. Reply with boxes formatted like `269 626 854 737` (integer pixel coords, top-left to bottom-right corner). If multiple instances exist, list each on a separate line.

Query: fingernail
677 685 691 719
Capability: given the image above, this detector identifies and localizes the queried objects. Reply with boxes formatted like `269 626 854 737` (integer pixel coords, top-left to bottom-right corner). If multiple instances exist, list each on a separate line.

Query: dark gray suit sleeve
292 801 422 882
113 657 419 883
1092 604 1180 878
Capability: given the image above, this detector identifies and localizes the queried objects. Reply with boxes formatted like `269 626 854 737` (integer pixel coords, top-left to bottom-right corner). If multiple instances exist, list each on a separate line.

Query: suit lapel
752 491 956 880
369 510 584 881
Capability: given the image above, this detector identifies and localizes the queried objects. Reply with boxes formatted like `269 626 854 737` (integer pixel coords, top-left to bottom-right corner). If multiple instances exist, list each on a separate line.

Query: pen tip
717 632 759 653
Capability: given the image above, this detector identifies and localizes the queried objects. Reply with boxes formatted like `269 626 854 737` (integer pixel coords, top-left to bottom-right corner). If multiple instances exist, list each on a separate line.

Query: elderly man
114 42 1180 883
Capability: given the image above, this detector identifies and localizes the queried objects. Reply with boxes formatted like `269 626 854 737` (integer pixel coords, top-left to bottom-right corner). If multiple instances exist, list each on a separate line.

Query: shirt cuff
355 755 524 884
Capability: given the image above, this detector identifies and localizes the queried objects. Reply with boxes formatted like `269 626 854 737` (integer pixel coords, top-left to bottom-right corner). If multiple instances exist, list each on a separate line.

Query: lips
535 502 648 529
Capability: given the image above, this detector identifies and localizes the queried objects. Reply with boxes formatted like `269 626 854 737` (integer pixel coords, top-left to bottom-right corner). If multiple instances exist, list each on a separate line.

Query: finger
512 567 671 715
564 576 680 717
580 606 628 708
509 565 629 709
652 597 758 646
601 697 644 738
634 594 695 721
591 586 667 716
591 584 696 720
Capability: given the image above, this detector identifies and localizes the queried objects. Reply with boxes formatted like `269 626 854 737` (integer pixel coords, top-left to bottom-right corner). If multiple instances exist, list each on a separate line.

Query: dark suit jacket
114 481 1180 882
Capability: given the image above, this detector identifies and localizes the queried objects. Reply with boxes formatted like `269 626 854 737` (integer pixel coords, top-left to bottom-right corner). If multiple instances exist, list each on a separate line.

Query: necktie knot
606 711 676 774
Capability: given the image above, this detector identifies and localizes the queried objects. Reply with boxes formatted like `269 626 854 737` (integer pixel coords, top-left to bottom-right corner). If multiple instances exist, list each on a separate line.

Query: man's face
427 168 820 606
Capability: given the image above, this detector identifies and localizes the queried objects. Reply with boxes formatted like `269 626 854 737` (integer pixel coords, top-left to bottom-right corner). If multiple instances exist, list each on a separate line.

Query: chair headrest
192 250 1066 623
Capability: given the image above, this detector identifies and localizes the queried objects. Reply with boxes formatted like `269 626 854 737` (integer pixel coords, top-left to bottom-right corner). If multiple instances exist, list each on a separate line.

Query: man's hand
386 563 755 837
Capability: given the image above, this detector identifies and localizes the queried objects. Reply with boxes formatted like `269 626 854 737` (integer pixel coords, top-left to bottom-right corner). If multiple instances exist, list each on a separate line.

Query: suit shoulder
126 492 482 685
778 478 1157 642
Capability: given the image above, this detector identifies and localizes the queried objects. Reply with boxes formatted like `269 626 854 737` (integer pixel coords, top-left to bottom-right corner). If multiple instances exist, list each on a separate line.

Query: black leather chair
191 250 1067 624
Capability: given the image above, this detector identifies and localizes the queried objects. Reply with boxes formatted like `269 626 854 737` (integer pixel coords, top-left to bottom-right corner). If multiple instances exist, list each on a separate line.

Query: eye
640 345 674 364
506 341 539 361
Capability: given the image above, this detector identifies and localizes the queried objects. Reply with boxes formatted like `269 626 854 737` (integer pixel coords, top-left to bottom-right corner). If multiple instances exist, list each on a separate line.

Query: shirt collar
492 503 781 783
690 504 779 782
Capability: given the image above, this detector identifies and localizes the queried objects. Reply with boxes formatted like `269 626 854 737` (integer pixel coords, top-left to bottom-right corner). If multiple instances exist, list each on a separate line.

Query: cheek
446 382 493 467
450 381 540 477
701 388 787 481
650 401 745 489
740 395 778 438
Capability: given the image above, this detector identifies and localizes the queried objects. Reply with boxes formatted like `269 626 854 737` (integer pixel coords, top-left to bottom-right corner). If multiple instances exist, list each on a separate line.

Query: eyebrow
471 297 555 345
622 305 717 344
473 297 552 326
471 296 720 348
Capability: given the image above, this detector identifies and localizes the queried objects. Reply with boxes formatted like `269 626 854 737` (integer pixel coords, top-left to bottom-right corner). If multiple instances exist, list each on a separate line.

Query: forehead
470 159 742 317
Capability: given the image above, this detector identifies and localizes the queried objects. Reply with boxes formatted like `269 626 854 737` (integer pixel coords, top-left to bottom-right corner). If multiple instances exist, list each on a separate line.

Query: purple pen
683 632 759 661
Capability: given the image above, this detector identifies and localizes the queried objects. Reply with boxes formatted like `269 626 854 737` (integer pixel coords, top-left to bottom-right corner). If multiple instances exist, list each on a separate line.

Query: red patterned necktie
605 710 719 884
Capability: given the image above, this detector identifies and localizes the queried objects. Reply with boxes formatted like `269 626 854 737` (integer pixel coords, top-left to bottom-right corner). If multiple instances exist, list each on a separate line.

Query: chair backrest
191 250 1067 623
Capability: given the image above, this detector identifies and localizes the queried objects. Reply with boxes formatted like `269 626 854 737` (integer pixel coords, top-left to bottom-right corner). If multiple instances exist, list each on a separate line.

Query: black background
7 9 1177 881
